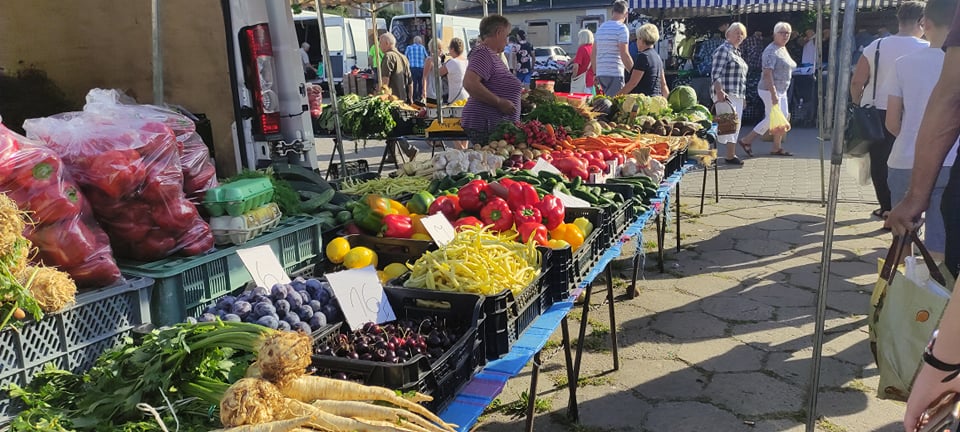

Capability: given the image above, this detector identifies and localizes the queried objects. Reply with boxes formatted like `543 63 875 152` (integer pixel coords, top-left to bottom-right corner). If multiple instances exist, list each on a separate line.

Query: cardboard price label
236 245 291 289
324 266 397 331
421 213 457 246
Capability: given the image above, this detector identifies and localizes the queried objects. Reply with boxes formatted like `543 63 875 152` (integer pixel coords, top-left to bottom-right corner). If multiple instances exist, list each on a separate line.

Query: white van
390 14 481 54
293 11 386 84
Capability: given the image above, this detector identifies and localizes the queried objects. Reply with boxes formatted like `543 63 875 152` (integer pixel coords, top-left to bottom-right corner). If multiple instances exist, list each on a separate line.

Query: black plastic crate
481 273 547 360
544 245 574 305
566 207 605 279
663 148 686 179
328 161 372 181
325 235 436 273
309 287 484 413
330 170 378 190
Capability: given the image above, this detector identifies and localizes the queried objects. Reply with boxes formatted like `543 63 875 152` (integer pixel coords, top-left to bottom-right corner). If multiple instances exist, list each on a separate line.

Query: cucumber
335 210 352 224
301 189 336 212
320 202 346 213
537 171 565 183
571 188 600 204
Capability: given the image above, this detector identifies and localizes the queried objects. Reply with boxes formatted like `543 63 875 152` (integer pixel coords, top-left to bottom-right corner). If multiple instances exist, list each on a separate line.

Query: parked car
534 46 570 64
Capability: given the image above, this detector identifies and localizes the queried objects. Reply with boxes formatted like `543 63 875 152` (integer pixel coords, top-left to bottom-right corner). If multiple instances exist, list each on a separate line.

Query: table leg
629 251 641 298
656 213 664 273
714 162 720 203
570 283 593 418
377 140 393 175
326 137 341 180
561 317 578 422
524 351 542 432
700 164 708 214
675 182 681 253
605 265 619 371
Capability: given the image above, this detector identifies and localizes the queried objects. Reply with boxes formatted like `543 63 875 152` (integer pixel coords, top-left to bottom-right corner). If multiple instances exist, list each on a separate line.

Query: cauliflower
648 96 670 114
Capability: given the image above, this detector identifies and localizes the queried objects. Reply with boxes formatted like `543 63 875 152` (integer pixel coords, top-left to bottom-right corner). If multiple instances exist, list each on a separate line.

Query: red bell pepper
133 229 177 261
508 181 540 211
428 195 462 221
381 214 415 238
457 180 493 212
536 194 565 230
11 150 60 189
513 205 542 226
178 224 215 256
31 220 98 268
87 149 145 199
480 197 514 232
453 216 484 231
517 222 549 246
27 183 83 225
152 200 199 232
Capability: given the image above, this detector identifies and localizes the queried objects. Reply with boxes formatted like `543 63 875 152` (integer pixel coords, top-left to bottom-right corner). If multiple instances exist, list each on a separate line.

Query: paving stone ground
313 128 904 432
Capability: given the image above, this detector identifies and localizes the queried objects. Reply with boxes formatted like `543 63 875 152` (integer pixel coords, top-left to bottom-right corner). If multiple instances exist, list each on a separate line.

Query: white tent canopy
631 0 898 16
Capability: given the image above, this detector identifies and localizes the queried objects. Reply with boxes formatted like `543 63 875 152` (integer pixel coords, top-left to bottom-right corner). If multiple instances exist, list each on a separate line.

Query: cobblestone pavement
314 129 901 431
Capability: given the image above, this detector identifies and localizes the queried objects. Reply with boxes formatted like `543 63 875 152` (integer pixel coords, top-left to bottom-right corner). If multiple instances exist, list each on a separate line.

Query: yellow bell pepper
409 214 430 235
365 194 409 216
572 217 594 237
547 239 571 250
550 223 584 251
412 233 432 241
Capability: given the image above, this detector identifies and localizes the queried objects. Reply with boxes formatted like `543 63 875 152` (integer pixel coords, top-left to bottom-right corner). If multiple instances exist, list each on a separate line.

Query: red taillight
241 24 281 137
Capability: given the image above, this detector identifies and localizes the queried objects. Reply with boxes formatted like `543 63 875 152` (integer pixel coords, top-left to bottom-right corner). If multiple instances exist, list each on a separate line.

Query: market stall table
439 162 696 431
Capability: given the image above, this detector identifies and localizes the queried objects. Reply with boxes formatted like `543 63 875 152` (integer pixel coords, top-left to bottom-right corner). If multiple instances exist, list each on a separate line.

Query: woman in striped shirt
461 15 523 146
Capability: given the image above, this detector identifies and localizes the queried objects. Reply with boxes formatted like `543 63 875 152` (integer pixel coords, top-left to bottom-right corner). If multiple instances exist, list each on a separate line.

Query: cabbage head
668 86 698 111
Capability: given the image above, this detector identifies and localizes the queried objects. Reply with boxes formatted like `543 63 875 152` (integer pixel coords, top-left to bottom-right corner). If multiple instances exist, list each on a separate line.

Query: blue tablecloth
438 162 697 430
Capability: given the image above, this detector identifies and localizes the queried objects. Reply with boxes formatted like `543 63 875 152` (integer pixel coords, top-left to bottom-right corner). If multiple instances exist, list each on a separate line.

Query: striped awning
631 0 898 14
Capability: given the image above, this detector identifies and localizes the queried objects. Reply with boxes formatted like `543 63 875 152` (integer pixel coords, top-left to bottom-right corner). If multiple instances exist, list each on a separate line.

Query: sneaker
724 157 744 166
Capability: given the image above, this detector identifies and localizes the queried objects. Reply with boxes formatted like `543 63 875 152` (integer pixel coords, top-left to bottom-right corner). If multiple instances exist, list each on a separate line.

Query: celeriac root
257 330 312 388
310 400 446 432
0 194 25 258
20 265 76 312
220 378 286 427
280 376 456 432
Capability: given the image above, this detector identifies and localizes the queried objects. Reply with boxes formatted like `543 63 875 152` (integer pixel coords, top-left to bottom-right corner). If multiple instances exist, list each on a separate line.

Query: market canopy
631 0 899 16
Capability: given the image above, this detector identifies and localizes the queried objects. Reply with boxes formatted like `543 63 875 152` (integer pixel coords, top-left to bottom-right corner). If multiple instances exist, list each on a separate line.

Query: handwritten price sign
325 266 397 331
420 213 456 246
236 245 291 289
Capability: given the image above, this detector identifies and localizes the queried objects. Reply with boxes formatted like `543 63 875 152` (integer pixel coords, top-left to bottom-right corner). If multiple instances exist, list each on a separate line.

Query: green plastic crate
118 216 322 326
203 177 274 217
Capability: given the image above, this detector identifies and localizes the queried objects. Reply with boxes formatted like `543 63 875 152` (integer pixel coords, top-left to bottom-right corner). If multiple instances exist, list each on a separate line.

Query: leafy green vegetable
526 102 586 133
6 322 269 431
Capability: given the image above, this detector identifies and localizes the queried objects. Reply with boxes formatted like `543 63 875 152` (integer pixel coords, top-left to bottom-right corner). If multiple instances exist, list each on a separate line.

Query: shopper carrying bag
846 39 887 156
870 230 955 401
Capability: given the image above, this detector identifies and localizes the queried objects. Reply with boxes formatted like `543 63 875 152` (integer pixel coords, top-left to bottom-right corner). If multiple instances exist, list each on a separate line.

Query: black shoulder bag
845 38 886 156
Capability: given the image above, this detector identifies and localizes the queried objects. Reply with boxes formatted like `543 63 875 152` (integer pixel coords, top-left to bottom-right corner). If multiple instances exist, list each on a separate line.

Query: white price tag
552 188 593 208
529 158 562 176
324 266 397 331
236 245 291 289
420 213 457 246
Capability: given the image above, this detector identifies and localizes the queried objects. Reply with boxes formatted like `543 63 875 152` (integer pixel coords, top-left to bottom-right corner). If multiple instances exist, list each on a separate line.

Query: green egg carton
203 178 275 217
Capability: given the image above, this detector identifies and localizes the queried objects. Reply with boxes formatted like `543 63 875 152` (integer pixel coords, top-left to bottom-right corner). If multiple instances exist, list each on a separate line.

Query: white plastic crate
0 277 152 424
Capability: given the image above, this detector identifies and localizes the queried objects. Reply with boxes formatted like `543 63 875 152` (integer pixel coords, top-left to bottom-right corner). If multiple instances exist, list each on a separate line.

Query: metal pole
151 0 163 105
497 0 503 16
816 0 826 205
482 0 489 17
805 0 857 429
430 0 444 124
318 10 350 178
824 0 842 135
371 5 382 91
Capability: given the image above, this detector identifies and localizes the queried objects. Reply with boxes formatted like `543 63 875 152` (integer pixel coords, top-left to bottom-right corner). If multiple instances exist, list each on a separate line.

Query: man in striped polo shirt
591 0 633 96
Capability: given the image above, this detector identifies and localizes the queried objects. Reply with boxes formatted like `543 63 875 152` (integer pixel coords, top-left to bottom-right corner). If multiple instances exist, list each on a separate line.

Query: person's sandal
724 157 744 165
738 140 754 157
770 149 794 156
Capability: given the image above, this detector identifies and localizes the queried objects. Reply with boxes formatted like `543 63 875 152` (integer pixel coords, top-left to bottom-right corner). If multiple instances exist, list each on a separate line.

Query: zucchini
301 189 336 212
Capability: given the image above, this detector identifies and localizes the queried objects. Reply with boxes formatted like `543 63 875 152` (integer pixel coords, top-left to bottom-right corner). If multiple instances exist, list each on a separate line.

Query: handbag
570 72 588 94
869 231 956 401
845 39 887 156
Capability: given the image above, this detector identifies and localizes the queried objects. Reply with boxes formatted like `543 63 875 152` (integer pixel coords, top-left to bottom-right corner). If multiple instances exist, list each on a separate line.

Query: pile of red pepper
425 179 566 246
541 149 625 181
25 115 214 262
0 124 122 288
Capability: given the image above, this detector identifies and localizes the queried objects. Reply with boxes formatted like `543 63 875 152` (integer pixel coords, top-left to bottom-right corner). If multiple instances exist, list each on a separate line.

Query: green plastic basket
118 216 322 326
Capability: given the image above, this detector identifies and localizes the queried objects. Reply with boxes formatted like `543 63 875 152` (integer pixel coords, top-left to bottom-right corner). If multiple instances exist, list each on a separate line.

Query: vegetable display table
439 163 696 431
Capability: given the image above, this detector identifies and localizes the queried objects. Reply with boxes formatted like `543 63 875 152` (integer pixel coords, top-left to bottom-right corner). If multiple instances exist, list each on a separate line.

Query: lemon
325 237 351 264
343 246 378 269
383 262 408 280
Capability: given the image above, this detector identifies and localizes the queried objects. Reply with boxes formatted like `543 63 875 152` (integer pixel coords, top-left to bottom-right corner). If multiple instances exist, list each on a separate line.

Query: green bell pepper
406 191 436 215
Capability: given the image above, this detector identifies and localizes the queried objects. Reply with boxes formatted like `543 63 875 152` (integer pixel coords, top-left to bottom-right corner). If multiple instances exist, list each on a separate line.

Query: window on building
557 23 572 44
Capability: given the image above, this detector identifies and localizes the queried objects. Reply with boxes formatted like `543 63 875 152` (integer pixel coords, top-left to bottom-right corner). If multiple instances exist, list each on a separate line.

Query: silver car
534 46 570 64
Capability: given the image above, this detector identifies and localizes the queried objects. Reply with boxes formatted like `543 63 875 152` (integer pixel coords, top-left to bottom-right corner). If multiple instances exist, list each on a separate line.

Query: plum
223 314 242 323
275 299 291 317
299 291 311 304
286 293 304 309
231 301 253 317
314 287 332 304
198 313 217 323
321 304 340 323
216 295 237 311
309 314 327 329
308 300 324 313
294 322 312 334
277 321 292 331
254 302 277 317
251 286 269 297
185 316 198 324
237 293 252 303
283 313 301 326
257 315 280 330
251 295 268 304
296 305 314 321
305 278 322 292
271 284 286 300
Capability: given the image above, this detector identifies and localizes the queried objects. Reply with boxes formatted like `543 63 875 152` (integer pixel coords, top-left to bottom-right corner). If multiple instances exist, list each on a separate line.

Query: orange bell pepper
409 214 429 235
549 223 584 251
